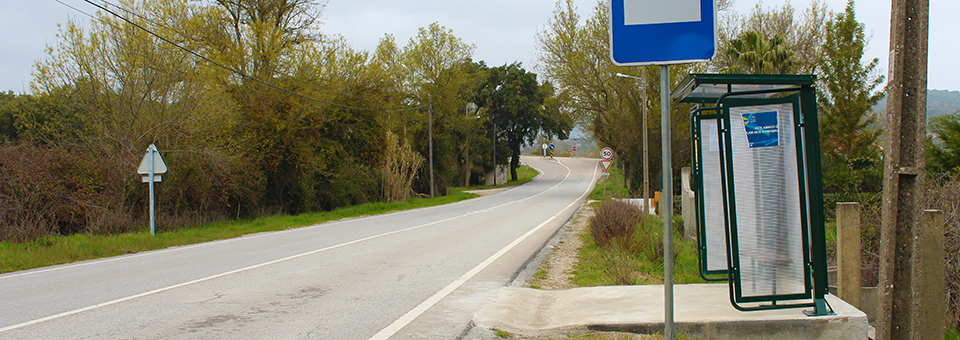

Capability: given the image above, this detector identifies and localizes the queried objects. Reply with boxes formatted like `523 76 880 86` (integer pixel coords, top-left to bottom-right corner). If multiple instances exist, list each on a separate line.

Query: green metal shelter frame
673 74 832 316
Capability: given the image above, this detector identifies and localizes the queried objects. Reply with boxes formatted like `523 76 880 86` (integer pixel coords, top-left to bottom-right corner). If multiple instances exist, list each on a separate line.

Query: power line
94 0 383 107
57 0 422 113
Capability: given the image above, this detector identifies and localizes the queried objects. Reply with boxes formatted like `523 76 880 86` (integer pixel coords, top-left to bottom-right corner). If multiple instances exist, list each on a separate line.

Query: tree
400 22 479 194
209 0 326 80
928 112 960 174
0 91 20 141
817 0 885 194
721 31 795 74
536 0 694 195
712 1 829 74
475 63 571 181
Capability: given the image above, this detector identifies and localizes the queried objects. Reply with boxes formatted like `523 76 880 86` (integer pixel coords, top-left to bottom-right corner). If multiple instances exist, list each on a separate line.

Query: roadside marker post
137 144 167 236
610 0 716 338
600 148 614 197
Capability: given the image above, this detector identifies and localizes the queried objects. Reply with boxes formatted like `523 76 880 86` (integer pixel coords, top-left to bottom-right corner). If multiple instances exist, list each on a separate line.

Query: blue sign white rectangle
609 0 717 65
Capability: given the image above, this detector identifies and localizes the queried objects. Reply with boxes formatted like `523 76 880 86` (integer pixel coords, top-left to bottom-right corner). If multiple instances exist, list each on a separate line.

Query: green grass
589 166 630 200
947 326 960 340
0 165 540 274
571 202 706 287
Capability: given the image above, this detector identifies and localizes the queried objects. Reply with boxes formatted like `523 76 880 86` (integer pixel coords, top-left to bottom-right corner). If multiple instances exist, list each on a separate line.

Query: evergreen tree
817 0 885 194
928 112 960 174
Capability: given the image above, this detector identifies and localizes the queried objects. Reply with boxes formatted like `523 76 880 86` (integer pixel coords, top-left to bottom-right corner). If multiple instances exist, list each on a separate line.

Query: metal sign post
610 1 716 337
137 144 167 236
600 148 614 197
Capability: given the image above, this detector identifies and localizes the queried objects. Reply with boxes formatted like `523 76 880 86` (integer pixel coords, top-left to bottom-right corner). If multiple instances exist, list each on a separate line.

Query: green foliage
929 112 960 174
0 189 480 273
6 0 561 243
0 91 20 141
713 1 829 75
589 166 630 200
398 23 486 193
818 0 885 194
721 31 795 74
574 203 704 287
536 1 694 196
474 63 571 181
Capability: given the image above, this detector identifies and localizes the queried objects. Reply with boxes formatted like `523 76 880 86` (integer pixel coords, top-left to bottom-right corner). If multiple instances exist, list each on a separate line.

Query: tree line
0 0 570 242
534 0 939 197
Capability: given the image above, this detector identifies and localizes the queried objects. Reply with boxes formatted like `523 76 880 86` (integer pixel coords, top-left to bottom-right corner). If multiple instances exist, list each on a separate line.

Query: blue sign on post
548 144 555 151
609 0 717 65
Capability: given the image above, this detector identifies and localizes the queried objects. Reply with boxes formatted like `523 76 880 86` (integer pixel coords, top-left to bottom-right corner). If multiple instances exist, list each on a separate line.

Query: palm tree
722 31 795 75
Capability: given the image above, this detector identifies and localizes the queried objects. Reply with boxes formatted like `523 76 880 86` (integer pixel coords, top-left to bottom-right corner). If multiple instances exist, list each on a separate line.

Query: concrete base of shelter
474 284 868 339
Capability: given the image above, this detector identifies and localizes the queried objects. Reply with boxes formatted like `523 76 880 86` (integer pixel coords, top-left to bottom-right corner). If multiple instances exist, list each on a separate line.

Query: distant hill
873 89 960 119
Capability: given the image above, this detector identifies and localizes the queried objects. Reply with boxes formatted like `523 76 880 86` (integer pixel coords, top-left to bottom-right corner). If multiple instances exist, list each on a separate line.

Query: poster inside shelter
741 111 780 148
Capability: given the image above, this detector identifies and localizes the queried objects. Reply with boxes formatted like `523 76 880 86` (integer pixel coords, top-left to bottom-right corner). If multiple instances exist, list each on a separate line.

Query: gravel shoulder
524 202 594 290
476 201 658 340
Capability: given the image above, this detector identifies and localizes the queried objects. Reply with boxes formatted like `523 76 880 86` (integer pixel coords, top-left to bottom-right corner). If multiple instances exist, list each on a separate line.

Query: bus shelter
672 74 831 316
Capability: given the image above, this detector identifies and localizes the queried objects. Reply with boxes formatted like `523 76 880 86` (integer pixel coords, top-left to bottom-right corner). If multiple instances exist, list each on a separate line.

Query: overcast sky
2 0 958 94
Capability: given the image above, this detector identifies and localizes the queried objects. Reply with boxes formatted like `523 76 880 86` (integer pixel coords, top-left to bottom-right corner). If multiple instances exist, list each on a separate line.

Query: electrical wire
56 0 423 113
94 0 383 106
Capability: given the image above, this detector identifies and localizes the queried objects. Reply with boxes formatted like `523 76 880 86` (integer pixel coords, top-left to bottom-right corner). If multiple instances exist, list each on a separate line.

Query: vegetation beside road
573 200 704 287
0 165 537 274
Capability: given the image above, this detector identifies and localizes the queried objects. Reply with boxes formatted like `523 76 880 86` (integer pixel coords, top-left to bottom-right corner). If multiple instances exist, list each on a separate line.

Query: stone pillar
836 202 861 308
912 210 945 340
680 167 696 241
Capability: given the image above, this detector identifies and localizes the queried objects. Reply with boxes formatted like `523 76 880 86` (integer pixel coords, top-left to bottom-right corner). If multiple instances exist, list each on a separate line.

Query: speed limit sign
600 147 613 160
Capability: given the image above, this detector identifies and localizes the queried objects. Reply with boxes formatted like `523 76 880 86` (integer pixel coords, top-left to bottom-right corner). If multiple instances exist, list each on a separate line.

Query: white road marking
368 159 599 340
0 160 576 334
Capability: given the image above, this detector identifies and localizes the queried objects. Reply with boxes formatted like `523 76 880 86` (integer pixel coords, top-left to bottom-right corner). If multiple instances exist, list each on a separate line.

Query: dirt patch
528 203 593 290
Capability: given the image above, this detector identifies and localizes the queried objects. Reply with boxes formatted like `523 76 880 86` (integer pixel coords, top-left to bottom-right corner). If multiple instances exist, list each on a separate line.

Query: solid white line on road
0 160 577 334
368 159 599 340
0 167 530 282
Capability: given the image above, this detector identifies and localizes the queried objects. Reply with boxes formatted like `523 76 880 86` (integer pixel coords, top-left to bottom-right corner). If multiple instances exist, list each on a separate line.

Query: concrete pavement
474 284 868 339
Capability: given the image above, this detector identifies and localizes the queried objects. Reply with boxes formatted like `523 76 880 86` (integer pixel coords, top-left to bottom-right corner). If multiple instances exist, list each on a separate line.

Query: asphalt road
0 156 599 339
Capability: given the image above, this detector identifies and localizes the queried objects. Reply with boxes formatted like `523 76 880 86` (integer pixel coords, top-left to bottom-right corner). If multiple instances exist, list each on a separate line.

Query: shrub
590 199 642 249
926 173 960 329
0 143 132 242
842 173 960 327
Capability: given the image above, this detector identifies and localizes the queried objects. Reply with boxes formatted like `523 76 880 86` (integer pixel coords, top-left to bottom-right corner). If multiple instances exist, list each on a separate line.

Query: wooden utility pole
876 0 930 338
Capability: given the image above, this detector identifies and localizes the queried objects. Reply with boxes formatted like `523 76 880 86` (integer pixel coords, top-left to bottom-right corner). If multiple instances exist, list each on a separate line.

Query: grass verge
589 166 630 200
0 165 539 274
572 202 706 287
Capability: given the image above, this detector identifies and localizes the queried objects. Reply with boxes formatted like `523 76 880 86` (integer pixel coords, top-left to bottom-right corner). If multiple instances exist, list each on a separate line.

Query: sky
2 0 959 94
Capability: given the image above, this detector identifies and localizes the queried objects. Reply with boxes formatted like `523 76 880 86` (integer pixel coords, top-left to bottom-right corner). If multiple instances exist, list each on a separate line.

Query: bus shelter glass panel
724 97 811 302
694 114 728 276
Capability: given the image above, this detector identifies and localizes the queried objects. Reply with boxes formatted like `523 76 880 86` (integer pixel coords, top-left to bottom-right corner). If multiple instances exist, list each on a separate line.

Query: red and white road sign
600 147 614 160
600 159 613 171
573 146 577 152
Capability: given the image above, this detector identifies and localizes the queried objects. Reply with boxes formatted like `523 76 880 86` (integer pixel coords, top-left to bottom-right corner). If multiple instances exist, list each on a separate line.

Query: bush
835 173 960 328
0 143 132 242
590 199 642 249
155 150 264 227
926 173 960 329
